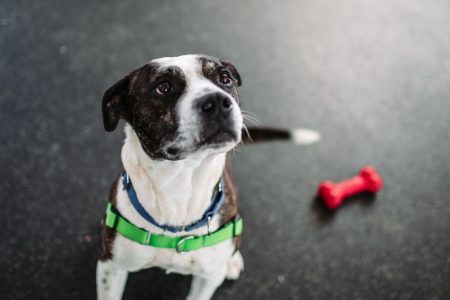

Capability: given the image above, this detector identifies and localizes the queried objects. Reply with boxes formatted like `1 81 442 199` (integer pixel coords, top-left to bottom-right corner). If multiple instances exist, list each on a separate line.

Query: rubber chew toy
318 166 383 209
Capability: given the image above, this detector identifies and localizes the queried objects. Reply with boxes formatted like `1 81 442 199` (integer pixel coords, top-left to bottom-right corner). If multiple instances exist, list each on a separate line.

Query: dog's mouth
159 128 238 160
201 128 237 145
197 126 240 149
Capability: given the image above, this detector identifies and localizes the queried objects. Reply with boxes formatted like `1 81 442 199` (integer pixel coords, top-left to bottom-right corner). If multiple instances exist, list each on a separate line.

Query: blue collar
121 172 225 233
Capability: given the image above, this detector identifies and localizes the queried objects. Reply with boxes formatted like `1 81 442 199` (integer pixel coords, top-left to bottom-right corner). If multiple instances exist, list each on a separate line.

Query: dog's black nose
198 93 232 118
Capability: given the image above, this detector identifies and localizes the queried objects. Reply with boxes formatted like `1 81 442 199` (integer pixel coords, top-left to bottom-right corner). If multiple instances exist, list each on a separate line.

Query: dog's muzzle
197 92 233 119
196 92 239 145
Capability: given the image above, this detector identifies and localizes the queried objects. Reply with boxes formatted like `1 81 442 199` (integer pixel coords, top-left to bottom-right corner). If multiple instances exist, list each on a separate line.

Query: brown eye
218 72 232 85
156 81 171 95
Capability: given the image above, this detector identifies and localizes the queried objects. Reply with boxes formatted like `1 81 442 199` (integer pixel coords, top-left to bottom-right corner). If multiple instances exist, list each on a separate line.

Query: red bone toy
318 166 383 209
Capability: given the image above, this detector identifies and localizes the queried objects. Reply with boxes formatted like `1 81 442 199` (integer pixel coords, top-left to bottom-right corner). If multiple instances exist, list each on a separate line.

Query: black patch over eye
218 71 232 85
156 81 171 95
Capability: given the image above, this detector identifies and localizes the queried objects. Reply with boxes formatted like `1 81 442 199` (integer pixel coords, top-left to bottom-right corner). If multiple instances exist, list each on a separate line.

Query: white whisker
241 110 259 118
242 123 253 143
242 114 261 126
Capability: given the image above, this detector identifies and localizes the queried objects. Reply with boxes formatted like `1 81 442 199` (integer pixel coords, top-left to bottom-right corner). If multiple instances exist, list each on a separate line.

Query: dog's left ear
221 60 242 86
101 75 132 132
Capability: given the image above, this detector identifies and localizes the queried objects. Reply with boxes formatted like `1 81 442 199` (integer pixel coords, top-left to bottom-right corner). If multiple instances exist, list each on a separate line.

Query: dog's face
102 55 243 160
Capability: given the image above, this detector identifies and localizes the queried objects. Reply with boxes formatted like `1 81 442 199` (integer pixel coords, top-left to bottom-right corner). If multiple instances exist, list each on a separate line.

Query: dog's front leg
186 265 227 300
96 260 128 300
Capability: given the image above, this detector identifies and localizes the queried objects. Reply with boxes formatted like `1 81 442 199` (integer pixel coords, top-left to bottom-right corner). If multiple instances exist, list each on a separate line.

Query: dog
97 54 320 300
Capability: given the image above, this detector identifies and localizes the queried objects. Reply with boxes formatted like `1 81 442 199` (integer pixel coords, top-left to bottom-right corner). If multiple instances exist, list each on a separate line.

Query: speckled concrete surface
1 1 449 299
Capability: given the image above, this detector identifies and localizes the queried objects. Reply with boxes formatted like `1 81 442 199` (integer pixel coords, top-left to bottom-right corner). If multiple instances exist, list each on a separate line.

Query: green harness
104 203 243 253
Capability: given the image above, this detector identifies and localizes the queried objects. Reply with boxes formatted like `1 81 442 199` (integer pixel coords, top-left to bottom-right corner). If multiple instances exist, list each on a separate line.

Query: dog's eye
218 72 232 85
156 81 171 95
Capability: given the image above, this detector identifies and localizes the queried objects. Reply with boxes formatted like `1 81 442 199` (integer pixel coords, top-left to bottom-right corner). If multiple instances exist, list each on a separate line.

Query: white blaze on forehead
152 55 203 80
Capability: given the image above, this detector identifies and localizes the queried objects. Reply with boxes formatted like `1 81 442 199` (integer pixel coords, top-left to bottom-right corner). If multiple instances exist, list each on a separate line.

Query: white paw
226 251 244 280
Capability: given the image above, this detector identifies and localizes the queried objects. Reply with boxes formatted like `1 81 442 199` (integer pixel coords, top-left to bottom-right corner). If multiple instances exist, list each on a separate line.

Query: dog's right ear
102 75 132 132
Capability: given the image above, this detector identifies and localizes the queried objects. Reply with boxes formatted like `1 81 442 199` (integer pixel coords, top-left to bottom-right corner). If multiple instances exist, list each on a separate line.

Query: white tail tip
291 128 321 145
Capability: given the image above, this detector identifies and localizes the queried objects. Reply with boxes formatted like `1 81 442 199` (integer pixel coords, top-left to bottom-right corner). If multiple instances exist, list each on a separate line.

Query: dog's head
102 54 243 160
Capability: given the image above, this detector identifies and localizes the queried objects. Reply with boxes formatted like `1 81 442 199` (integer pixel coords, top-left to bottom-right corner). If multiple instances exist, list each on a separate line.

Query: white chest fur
110 125 235 275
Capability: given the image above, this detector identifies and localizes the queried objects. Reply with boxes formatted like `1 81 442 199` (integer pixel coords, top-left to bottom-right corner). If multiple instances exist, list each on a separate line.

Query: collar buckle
122 173 130 190
176 235 196 254
206 215 213 234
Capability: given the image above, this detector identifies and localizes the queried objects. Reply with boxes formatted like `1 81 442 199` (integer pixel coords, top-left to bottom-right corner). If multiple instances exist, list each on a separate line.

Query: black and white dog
97 54 320 300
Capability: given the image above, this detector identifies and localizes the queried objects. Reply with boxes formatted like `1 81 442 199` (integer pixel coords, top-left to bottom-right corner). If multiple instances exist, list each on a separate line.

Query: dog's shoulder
220 159 238 225
99 173 121 261
220 159 242 249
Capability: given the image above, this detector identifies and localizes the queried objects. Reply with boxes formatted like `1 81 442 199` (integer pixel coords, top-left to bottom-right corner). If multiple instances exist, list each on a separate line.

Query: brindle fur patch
199 57 241 104
99 175 120 261
220 158 242 250
102 63 187 160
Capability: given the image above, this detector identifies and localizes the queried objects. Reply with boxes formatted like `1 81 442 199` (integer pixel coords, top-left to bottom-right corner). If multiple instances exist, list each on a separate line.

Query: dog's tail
241 127 321 145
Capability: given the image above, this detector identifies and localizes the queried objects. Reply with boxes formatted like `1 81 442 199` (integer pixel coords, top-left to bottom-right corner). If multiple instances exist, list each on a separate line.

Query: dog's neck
120 125 226 227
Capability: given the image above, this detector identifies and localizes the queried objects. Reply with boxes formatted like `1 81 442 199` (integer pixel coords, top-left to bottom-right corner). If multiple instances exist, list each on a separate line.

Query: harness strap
104 203 243 253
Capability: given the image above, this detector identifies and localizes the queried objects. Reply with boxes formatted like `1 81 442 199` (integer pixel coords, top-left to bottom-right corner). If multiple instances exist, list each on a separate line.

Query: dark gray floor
1 1 449 299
